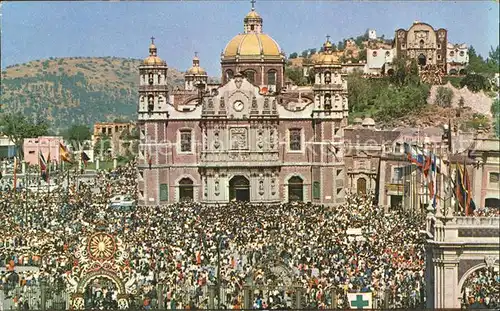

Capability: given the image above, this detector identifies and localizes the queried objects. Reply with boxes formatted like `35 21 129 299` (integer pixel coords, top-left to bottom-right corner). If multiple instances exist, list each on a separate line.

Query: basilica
137 4 349 205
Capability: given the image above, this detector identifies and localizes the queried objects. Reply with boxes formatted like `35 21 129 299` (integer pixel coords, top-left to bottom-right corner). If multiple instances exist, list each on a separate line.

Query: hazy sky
1 1 499 76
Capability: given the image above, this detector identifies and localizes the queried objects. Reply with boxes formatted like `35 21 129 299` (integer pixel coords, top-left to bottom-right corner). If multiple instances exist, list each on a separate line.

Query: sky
1 1 499 76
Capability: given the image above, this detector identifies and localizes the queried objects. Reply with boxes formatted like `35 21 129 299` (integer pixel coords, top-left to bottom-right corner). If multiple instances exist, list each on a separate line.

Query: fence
0 282 430 310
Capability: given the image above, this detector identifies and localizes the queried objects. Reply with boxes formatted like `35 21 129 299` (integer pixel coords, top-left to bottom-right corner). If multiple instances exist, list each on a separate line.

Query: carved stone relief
230 127 248 150
264 98 270 110
485 255 498 268
208 98 214 109
220 97 225 110
214 174 220 196
257 129 264 149
252 96 258 109
213 131 221 150
269 129 275 149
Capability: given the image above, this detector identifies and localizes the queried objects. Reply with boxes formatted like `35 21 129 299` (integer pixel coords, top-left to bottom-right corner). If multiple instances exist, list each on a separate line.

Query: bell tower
137 37 169 206
138 37 169 120
244 0 263 34
312 35 348 124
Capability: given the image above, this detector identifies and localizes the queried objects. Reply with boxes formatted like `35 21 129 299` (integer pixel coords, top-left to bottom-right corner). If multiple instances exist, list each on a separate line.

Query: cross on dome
251 0 256 10
150 36 155 44
326 34 331 42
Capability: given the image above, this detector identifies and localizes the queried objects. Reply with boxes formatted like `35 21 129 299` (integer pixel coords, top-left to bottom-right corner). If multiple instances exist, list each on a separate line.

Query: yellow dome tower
220 0 285 92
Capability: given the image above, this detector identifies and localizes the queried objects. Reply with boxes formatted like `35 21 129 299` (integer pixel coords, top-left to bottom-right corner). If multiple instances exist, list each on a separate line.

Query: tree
64 124 92 143
434 87 454 108
285 66 307 86
488 45 499 66
0 113 50 158
491 99 500 137
460 74 490 93
301 50 309 58
289 52 298 59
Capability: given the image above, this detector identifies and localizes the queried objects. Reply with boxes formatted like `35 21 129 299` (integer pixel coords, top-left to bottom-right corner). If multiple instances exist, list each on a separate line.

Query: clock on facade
233 100 244 112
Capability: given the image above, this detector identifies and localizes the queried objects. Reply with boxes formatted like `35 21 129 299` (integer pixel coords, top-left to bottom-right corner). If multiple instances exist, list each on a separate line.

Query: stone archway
229 175 250 202
457 262 499 308
71 270 129 310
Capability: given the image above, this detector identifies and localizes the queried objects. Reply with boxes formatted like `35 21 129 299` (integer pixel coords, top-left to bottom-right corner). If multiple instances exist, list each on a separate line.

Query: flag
347 292 372 309
455 163 476 216
59 142 72 163
13 157 18 192
404 143 424 168
81 151 90 168
39 151 49 182
427 153 438 208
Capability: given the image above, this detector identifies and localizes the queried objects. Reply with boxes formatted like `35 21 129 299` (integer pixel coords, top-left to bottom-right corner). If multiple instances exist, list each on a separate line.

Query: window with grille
490 172 499 184
313 181 320 200
289 129 302 151
245 70 256 84
180 130 192 152
267 70 277 85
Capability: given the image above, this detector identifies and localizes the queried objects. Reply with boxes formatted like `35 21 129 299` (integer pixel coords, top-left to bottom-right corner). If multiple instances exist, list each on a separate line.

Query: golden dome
315 52 341 65
187 66 206 75
143 56 166 66
143 41 166 66
315 36 341 66
245 10 261 19
223 33 282 59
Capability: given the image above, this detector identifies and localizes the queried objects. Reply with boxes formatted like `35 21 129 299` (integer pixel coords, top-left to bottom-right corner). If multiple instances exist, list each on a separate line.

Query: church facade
137 5 348 205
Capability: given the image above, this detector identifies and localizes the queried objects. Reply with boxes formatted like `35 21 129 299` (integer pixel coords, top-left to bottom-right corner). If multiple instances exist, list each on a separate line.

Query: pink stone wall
23 136 64 165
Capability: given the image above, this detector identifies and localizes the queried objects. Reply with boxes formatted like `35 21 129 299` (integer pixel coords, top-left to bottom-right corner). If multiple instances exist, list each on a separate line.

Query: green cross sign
350 294 369 309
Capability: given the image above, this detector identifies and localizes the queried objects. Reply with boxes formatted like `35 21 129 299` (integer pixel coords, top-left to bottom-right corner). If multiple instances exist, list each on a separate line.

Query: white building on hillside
446 43 468 75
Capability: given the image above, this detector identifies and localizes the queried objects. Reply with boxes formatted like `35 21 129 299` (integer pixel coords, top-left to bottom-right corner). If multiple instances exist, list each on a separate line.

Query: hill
0 57 215 131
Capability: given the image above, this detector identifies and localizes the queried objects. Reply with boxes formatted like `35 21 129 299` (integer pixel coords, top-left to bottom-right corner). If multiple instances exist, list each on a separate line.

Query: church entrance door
229 176 250 202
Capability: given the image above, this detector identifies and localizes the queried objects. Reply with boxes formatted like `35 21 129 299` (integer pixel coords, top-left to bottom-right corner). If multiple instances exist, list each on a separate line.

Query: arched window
418 54 427 66
459 51 465 57
148 95 154 112
449 69 458 75
225 69 234 81
324 94 332 110
357 178 367 195
267 70 277 85
419 40 425 48
372 51 378 57
288 176 304 202
449 51 455 57
385 51 390 57
324 71 332 84
178 178 194 201
148 72 154 85
245 70 256 84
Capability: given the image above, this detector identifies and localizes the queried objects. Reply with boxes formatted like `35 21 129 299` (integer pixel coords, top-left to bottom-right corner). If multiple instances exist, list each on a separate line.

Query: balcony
139 85 169 92
313 84 345 91
200 151 280 167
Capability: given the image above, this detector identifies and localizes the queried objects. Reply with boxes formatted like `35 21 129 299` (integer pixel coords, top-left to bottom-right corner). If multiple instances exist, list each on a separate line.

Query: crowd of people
0 159 498 310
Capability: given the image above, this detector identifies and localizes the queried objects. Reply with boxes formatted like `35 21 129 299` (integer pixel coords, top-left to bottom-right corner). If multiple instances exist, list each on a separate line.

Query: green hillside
0 57 194 131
